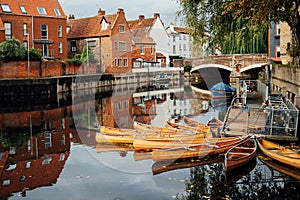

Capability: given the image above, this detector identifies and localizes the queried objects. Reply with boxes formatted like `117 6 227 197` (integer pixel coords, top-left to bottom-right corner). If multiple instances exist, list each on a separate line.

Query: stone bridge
186 54 269 74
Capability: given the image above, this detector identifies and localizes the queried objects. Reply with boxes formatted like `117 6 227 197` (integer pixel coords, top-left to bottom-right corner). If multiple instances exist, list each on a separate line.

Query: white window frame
37 7 47 15
1 4 11 12
58 25 62 37
23 23 28 36
20 5 27 14
44 132 52 149
119 42 126 51
54 8 61 16
58 42 63 54
123 59 128 68
4 22 12 39
119 24 125 33
41 24 48 40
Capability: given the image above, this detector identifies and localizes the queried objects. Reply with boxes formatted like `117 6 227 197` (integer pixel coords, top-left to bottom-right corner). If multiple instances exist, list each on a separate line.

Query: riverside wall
0 60 182 97
271 64 300 109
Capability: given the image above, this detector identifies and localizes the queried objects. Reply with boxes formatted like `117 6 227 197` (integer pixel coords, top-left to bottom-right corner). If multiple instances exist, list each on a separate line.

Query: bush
184 64 192 72
29 48 42 61
68 54 82 65
0 39 27 62
0 39 42 62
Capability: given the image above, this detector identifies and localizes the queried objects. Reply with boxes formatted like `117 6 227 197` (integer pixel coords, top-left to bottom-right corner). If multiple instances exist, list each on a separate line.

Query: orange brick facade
0 0 67 60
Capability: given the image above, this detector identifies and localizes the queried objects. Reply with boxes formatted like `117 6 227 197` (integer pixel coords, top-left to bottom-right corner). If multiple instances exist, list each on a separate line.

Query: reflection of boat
183 117 210 132
257 154 300 180
225 137 257 171
96 134 135 144
95 143 134 152
166 121 209 135
151 135 249 161
152 155 223 175
256 138 300 169
225 158 256 186
133 151 152 161
190 85 212 100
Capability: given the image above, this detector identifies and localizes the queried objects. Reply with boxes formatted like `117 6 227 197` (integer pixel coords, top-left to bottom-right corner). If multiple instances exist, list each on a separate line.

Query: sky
59 0 182 26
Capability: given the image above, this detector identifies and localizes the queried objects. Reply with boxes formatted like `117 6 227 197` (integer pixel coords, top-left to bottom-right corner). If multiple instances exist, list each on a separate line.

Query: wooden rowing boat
183 117 210 132
166 121 208 136
152 154 223 175
256 138 300 169
133 137 240 151
257 154 300 180
151 135 250 161
99 125 144 136
134 122 179 134
225 137 257 171
95 133 135 144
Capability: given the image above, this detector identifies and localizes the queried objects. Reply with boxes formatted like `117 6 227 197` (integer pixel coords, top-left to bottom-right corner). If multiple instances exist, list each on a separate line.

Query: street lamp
25 33 30 78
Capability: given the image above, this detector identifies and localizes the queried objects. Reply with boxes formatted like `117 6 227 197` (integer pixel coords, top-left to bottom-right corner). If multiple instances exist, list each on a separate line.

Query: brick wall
0 61 100 79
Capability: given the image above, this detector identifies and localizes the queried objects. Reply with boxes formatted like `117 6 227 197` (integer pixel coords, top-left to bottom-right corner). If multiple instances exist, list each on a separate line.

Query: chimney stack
98 8 105 15
154 13 160 19
139 15 145 21
68 14 75 19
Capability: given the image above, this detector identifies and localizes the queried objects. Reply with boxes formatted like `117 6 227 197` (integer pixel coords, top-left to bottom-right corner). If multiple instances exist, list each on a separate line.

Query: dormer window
37 7 47 15
54 8 61 16
20 5 27 14
119 25 125 33
101 20 109 30
1 4 11 12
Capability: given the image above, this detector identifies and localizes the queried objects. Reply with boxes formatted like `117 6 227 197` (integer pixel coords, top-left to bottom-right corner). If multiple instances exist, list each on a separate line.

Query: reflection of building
133 96 157 124
0 103 79 197
101 94 134 128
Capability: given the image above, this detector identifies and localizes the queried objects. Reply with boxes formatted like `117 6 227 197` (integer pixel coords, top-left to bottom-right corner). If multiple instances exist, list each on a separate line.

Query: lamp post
26 33 30 78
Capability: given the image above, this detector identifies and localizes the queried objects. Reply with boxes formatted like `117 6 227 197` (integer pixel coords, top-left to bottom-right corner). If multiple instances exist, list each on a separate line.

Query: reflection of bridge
186 54 268 74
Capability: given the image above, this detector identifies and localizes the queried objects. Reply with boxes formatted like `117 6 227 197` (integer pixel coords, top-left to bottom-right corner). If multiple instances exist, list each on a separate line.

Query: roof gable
0 0 66 18
67 11 120 39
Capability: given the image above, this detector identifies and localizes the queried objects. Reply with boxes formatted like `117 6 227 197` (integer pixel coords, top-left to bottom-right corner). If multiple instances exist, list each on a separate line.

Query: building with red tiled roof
0 0 67 60
129 13 171 67
128 15 157 68
67 8 132 74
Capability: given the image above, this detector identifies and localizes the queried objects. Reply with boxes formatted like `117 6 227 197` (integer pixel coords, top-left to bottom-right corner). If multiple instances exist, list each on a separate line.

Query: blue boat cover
210 82 236 92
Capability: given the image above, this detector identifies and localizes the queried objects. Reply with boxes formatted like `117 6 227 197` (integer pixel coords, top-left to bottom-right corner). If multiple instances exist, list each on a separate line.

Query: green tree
176 0 271 55
0 39 42 62
81 45 95 63
0 39 27 62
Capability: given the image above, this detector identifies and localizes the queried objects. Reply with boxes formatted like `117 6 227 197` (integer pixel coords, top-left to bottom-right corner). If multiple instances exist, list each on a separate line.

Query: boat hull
225 137 257 171
151 136 249 161
256 138 300 169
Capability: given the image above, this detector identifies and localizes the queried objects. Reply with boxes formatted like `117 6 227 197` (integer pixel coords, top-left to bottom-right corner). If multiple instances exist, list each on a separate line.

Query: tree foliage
0 39 42 62
177 0 292 55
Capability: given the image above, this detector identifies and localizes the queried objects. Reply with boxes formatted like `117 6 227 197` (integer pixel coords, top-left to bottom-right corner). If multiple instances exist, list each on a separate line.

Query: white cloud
59 0 181 26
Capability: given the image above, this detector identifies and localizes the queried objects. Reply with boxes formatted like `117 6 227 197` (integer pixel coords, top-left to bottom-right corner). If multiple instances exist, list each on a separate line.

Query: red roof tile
67 13 117 38
174 27 189 34
0 0 66 18
128 15 156 44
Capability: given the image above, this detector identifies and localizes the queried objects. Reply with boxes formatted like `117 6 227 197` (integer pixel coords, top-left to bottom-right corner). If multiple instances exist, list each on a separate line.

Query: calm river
0 83 299 199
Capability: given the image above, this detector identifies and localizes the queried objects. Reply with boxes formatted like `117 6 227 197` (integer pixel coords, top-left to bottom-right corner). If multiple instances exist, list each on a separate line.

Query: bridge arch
241 63 268 73
191 64 233 73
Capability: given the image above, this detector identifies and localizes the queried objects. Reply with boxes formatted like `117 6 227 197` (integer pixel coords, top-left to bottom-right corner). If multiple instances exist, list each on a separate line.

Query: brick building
128 15 157 68
67 8 132 74
0 0 67 60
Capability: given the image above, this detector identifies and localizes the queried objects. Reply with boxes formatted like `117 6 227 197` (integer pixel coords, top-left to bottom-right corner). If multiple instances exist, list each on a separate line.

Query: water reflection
0 84 299 199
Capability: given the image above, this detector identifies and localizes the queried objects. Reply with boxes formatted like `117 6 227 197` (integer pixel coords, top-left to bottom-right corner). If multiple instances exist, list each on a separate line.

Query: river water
0 83 299 199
